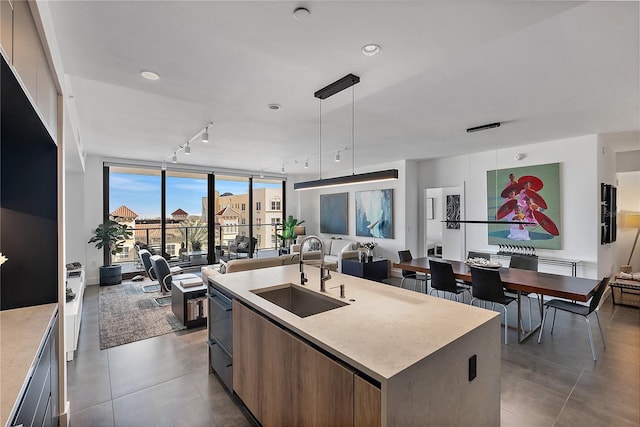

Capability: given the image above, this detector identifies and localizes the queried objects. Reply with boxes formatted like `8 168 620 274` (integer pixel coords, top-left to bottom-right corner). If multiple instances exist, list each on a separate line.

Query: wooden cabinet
234 301 359 426
6 0 58 139
0 0 13 63
354 375 381 427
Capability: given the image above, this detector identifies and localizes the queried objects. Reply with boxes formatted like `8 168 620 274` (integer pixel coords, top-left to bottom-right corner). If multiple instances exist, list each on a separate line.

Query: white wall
287 160 411 269
418 135 601 278
64 171 86 265
78 155 104 284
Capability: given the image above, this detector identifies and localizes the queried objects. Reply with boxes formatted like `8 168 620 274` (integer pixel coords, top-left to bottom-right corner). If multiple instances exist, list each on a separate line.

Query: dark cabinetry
208 281 234 392
12 312 58 427
1 56 58 310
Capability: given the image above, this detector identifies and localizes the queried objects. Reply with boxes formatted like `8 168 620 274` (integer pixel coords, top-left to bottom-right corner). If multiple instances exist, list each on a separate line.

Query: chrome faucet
299 235 332 291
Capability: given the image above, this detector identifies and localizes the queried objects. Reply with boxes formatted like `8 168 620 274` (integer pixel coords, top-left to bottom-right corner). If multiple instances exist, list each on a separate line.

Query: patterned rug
99 279 186 350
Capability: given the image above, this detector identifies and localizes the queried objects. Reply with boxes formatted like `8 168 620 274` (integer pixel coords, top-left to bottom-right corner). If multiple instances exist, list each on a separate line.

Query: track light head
161 162 166 171
184 142 191 155
202 130 209 143
335 151 341 162
171 152 178 163
281 164 285 174
304 159 309 169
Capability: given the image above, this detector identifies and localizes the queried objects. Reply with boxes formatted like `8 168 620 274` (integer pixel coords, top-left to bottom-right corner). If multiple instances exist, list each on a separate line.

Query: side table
172 281 208 328
342 258 389 282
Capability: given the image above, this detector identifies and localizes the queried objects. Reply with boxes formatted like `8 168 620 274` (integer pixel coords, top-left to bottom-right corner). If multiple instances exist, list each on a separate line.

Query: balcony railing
111 222 285 268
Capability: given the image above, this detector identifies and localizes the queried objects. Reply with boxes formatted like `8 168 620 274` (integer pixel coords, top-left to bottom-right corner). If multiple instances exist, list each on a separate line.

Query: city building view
107 167 284 270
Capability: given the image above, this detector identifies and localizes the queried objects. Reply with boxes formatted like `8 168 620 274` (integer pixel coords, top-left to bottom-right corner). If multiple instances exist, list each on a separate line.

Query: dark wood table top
393 257 600 302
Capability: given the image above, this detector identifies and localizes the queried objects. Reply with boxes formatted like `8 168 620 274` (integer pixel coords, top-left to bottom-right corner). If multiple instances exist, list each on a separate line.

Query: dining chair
397 250 428 292
506 255 540 330
470 266 521 344
537 277 609 361
428 259 470 303
467 251 491 260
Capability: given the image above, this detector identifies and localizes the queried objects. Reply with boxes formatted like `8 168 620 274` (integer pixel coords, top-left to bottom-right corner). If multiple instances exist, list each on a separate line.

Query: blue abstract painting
320 193 348 235
355 189 393 238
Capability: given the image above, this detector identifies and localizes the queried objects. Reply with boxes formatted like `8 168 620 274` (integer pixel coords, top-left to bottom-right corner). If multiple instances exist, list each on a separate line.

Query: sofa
201 253 339 285
290 238 359 273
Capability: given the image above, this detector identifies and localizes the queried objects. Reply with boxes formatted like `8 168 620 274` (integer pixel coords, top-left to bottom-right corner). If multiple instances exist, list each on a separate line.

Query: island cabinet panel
233 301 355 426
354 375 381 427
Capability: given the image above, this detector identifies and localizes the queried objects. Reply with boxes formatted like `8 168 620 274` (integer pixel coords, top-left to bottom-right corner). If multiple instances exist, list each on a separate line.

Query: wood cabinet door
354 375 381 427
233 301 354 427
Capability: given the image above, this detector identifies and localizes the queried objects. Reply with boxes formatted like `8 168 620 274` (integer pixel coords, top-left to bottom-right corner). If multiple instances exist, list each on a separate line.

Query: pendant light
294 74 398 191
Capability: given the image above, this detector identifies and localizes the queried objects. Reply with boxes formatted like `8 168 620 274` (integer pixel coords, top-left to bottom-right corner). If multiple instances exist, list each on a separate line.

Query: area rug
99 279 186 350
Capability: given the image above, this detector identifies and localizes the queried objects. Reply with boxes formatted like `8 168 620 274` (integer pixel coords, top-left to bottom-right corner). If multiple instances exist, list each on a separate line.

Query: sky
109 172 280 219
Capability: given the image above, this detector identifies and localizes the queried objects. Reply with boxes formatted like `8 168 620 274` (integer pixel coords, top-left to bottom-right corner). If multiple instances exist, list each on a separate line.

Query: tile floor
68 279 639 426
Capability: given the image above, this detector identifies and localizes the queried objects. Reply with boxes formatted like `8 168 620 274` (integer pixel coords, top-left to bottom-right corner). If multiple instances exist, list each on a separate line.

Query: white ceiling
47 1 639 175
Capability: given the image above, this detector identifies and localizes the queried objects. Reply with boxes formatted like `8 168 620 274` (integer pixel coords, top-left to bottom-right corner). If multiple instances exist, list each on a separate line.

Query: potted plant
88 220 132 285
276 215 305 252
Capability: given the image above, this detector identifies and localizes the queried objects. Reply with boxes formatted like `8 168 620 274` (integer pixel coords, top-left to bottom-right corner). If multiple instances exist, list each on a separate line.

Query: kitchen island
209 264 501 426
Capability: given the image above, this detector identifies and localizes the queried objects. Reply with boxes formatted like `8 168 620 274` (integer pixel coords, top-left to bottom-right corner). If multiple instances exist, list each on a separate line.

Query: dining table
392 257 602 343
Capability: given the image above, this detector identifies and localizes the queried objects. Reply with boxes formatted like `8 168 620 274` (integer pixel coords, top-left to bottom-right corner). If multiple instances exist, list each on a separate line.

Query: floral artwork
486 163 561 249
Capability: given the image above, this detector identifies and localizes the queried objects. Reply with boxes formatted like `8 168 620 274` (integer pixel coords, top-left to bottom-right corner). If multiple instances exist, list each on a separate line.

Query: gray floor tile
112 375 217 427
70 401 115 427
67 349 112 412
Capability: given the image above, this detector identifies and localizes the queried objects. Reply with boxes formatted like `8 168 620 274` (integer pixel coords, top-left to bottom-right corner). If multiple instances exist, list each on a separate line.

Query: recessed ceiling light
361 44 381 57
268 104 281 110
293 7 310 21
140 70 160 80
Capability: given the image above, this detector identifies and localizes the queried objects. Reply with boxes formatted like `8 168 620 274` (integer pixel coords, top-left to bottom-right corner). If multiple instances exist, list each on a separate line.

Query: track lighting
202 130 209 143
161 162 166 171
304 159 309 169
335 151 341 162
260 171 264 178
184 142 191 155
171 152 177 163
281 164 285 174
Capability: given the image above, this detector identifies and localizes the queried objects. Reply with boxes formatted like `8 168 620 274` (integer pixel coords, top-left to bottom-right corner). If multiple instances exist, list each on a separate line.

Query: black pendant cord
352 85 355 176
319 99 322 180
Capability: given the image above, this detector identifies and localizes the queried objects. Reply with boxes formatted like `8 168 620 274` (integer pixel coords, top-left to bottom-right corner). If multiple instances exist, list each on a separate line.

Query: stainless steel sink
252 283 348 318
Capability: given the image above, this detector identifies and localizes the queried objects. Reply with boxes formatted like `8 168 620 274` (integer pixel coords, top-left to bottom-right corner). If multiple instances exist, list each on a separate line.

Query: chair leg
595 310 606 349
527 296 533 331
400 277 406 289
585 317 597 362
501 304 509 345
538 306 550 343
550 308 557 334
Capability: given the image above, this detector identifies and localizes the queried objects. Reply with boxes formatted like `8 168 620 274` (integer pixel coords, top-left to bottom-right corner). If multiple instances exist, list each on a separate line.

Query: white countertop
211 264 498 382
1 303 58 427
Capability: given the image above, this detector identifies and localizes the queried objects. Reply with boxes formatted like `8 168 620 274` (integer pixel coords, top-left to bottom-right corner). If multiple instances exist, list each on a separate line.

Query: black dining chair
470 266 521 344
537 277 609 361
428 259 470 303
506 255 540 330
398 250 427 292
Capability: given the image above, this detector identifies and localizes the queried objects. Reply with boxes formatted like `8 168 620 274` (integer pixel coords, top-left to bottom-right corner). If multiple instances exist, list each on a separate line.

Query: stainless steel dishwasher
208 281 233 391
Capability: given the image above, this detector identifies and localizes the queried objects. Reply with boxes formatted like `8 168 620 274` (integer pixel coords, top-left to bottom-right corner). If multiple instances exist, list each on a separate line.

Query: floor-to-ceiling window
107 165 284 268
252 178 284 254
108 166 161 271
165 171 208 266
214 175 250 259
